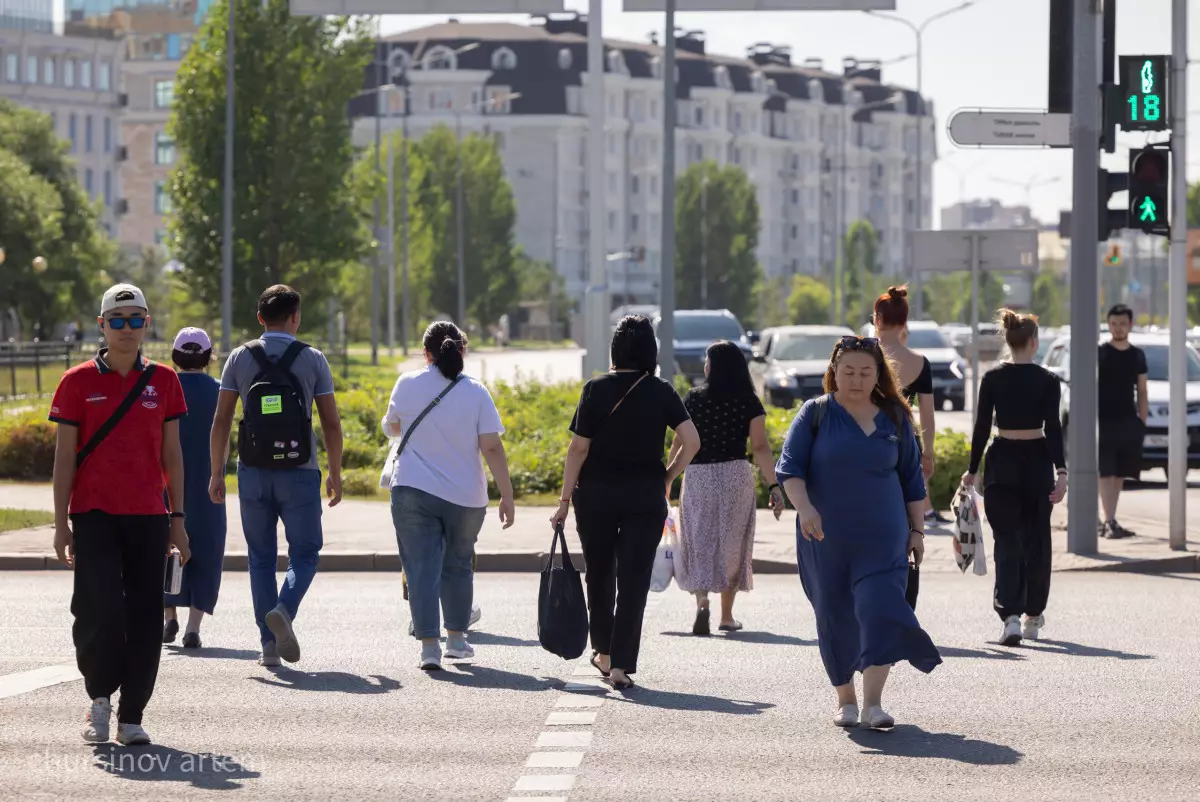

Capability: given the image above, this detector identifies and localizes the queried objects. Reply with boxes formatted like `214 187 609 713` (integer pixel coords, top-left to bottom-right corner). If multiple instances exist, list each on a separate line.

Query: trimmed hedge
0 380 973 509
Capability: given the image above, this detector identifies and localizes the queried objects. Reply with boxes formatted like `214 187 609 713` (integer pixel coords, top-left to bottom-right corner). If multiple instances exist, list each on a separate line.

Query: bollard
33 340 41 394
8 346 15 398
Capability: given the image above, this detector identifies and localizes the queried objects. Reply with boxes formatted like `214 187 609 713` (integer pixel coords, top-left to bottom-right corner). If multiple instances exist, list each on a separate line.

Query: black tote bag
538 524 589 661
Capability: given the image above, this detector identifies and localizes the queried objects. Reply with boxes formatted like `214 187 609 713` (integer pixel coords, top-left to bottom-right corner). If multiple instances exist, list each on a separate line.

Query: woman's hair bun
1000 309 1021 329
887 286 908 300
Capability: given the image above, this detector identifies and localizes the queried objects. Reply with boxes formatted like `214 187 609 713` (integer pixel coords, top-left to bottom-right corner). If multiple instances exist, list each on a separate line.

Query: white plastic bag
951 484 988 576
378 439 399 490
650 507 678 592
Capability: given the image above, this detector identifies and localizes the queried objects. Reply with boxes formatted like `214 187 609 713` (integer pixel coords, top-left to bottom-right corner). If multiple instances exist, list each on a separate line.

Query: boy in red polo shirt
50 283 191 746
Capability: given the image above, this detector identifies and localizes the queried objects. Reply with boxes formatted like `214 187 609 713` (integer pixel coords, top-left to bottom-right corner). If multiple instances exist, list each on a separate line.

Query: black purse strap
394 375 463 460
76 363 158 470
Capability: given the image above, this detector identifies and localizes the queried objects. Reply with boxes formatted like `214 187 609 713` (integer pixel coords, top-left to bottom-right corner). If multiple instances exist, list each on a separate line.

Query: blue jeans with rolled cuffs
391 485 487 639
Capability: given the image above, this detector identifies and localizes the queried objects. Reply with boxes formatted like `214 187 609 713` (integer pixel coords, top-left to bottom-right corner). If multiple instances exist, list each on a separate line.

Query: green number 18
1128 94 1162 122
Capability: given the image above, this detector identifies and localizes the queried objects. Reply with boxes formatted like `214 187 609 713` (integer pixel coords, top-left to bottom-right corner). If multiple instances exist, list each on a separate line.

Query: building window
650 176 659 196
103 170 112 206
154 181 171 215
428 89 453 110
608 211 617 232
694 105 705 126
485 87 512 113
85 115 93 152
631 175 640 195
84 169 94 196
26 55 37 84
791 224 799 240
43 57 55 85
155 132 175 165
631 214 639 233
155 229 168 246
103 118 112 153
50 112 57 131
98 61 110 91
154 80 174 109
557 47 573 70
4 54 16 82
68 114 77 151
491 47 517 71
732 147 741 165
423 45 458 71
64 58 75 87
649 99 658 120
607 134 616 155
81 60 92 88
792 188 800 205
608 172 617 193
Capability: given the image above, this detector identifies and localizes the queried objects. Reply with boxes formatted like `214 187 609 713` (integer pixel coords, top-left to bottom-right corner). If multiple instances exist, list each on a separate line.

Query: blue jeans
390 486 486 640
238 466 324 646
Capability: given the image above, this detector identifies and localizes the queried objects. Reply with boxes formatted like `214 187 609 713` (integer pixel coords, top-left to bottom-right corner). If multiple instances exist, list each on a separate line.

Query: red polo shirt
49 351 187 516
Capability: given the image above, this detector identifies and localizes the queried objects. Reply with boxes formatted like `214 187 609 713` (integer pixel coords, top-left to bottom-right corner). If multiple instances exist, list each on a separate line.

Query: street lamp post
700 174 708 309
865 1 983 318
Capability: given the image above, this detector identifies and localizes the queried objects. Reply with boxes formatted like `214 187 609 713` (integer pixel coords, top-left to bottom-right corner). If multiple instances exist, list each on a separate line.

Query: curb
2 552 1194 574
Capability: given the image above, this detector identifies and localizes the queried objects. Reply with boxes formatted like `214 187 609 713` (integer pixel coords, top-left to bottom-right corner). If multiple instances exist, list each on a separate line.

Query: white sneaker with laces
1022 614 1045 641
833 703 859 727
1000 615 1023 646
445 634 475 660
116 723 151 746
860 705 895 730
82 697 111 743
419 642 443 671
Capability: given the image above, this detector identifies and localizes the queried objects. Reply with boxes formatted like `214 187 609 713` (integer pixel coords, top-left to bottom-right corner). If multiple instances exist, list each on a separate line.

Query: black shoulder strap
395 376 463 460
276 340 309 375
76 364 158 470
246 341 270 371
809 394 830 434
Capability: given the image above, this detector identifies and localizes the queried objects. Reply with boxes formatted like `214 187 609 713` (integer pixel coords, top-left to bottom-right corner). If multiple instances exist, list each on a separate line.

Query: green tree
675 161 761 322
1031 270 1067 327
786 275 832 324
411 126 519 332
0 99 114 338
842 220 879 323
168 0 372 334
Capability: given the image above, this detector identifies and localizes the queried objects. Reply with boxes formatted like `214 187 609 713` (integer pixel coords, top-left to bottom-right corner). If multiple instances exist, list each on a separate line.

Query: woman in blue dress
776 335 941 730
163 328 227 649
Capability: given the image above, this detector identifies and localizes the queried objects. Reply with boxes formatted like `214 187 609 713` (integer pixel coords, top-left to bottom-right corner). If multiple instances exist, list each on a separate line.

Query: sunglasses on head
838 335 879 352
105 316 147 330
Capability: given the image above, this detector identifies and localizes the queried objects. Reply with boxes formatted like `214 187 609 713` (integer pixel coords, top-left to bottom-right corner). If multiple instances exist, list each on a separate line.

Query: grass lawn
0 508 55 532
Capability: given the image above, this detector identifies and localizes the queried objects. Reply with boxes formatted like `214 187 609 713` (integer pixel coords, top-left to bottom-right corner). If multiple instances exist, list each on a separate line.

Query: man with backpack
51 283 190 745
209 285 343 667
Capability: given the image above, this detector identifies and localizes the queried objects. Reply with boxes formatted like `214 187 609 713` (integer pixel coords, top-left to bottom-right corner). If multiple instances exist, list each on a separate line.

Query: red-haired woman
776 336 942 730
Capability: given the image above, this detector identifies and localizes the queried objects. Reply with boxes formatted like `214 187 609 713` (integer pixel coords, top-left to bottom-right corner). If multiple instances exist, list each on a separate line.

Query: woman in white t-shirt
382 322 515 671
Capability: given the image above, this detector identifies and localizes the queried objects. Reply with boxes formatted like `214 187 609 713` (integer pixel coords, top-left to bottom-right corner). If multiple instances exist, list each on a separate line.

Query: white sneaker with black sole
1022 614 1045 641
1000 615 1023 646
408 605 483 637
116 723 151 746
82 697 111 743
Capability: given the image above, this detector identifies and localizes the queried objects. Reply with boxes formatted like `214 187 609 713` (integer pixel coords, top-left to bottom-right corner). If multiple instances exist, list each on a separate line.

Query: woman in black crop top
962 310 1067 648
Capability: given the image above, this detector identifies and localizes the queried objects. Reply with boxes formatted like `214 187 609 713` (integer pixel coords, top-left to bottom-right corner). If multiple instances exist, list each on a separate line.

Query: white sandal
860 705 895 730
833 703 859 727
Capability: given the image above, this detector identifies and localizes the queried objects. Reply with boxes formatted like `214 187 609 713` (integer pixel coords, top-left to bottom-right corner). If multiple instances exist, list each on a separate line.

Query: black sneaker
692 607 711 636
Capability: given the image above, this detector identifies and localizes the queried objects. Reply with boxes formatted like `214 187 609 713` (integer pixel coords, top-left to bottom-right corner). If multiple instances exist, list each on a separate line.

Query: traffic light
1119 56 1170 133
1127 146 1170 236
1105 243 1122 266
1098 169 1128 241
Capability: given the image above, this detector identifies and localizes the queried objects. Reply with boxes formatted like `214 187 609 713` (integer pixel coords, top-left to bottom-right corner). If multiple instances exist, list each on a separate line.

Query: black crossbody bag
75 364 158 470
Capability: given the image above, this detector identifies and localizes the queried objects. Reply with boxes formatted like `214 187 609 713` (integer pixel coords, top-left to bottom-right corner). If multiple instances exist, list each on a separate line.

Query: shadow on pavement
91 744 261 789
1018 639 1153 661
847 726 1023 765
615 687 775 715
466 631 541 647
658 630 816 647
937 645 1024 661
428 664 559 692
163 646 261 661
249 671 402 693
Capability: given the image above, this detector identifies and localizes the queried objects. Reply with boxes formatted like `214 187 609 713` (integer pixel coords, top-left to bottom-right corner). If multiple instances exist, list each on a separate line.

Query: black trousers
981 439 1053 622
572 478 666 675
70 511 169 724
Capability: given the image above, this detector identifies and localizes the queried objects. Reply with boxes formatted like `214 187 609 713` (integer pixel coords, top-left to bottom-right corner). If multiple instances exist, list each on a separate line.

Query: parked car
862 320 968 411
750 325 854 408
1041 332 1200 475
653 309 752 385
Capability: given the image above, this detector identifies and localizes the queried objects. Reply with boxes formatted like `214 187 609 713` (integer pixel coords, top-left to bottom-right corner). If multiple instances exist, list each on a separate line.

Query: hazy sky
380 0 1199 228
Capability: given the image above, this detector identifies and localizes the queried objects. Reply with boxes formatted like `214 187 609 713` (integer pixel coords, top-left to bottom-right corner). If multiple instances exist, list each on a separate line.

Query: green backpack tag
261 395 283 415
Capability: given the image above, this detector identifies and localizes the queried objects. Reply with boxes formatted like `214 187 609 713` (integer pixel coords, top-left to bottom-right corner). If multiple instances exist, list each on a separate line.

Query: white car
1041 332 1200 475
861 320 968 410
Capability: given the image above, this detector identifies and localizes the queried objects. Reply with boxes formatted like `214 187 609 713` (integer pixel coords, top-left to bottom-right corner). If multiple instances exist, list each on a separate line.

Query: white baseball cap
100 283 148 315
172 327 213 352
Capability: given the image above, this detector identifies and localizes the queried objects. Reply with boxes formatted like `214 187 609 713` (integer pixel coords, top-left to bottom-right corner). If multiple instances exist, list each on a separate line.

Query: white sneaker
1000 615 1023 646
469 604 482 629
833 703 859 727
1022 614 1045 641
860 705 895 730
82 697 111 743
419 642 443 671
265 604 300 663
116 723 151 746
445 634 475 660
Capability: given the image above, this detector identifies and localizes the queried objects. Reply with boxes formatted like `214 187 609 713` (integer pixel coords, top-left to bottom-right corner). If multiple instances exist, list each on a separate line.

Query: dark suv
655 310 752 385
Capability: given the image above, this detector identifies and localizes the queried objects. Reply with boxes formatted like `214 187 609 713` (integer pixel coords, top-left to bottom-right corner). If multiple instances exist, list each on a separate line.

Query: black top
1097 343 1147 421
683 387 766 465
969 362 1065 473
570 372 690 484
903 357 933 404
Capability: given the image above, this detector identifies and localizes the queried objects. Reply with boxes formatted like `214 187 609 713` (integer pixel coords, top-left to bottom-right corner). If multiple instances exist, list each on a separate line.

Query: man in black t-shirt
1096 305 1148 539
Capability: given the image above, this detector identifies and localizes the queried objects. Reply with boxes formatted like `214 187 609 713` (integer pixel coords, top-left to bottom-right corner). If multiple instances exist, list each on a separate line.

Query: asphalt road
1 572 1196 801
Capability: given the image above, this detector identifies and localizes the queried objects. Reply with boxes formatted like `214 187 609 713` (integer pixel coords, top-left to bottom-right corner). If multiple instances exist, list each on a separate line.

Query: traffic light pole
1167 0 1188 551
1066 0 1101 557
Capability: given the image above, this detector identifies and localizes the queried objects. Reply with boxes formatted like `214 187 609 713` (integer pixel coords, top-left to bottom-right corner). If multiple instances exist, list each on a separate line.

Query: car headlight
768 373 794 389
949 359 966 379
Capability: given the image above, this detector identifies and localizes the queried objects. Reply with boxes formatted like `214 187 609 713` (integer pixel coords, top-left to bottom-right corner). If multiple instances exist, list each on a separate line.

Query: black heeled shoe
162 619 179 644
182 631 201 649
692 607 711 636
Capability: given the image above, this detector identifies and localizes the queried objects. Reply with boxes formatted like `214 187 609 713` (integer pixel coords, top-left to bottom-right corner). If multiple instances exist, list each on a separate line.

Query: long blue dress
164 372 227 614
775 395 942 687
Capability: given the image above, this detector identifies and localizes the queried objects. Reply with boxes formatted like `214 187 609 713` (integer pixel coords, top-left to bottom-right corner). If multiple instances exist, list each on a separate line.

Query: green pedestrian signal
1118 55 1170 132
1138 197 1157 223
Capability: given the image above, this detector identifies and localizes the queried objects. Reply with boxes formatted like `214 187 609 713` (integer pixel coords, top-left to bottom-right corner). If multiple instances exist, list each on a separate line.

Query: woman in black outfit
550 316 702 689
963 310 1068 647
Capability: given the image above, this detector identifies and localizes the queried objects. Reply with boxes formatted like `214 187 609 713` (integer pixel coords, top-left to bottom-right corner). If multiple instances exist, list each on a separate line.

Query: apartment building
350 15 933 307
0 20 125 234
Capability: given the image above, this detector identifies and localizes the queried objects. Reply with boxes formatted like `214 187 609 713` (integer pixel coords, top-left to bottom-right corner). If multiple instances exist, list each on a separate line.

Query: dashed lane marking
526 752 585 769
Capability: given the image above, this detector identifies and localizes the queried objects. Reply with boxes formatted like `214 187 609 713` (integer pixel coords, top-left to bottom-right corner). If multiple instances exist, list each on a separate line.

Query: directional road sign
947 110 1072 148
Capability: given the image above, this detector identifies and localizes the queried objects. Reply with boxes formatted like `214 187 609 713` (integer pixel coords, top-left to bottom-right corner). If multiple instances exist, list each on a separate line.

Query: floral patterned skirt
677 459 757 593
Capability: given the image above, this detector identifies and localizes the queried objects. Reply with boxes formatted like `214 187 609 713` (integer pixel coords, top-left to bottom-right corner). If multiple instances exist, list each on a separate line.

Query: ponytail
422 321 467 379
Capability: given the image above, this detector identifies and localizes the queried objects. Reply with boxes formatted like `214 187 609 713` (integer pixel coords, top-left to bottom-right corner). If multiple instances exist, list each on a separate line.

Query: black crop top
969 362 1066 473
903 357 933 404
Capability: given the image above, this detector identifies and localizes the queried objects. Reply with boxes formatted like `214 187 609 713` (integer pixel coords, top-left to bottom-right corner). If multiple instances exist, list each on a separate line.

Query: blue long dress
164 371 227 614
775 395 942 687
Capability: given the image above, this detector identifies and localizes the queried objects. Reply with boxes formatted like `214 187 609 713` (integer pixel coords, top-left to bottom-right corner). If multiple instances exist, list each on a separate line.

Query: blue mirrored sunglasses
105 316 147 330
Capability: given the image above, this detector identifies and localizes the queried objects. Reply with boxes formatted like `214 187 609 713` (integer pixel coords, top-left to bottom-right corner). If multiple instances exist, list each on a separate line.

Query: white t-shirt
383 366 504 508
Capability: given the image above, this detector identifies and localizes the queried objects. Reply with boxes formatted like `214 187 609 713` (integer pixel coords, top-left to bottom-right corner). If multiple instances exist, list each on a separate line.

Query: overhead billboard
291 0 564 15
623 1 895 10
